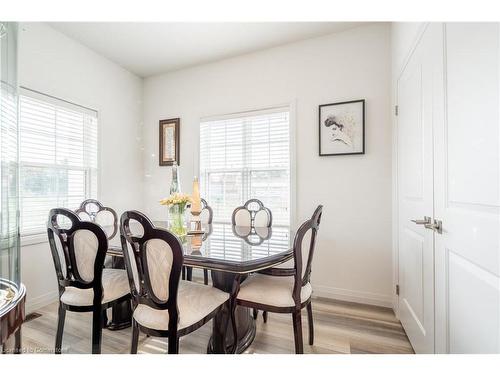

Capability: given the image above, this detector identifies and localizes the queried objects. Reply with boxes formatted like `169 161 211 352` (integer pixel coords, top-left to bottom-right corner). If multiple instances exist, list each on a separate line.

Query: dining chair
232 199 273 321
120 210 236 354
232 225 272 246
75 199 121 255
184 198 213 285
231 199 272 227
47 208 130 354
199 198 213 225
236 205 323 354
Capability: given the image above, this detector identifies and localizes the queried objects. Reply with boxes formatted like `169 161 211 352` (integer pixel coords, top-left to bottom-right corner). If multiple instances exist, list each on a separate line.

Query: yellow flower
159 193 193 206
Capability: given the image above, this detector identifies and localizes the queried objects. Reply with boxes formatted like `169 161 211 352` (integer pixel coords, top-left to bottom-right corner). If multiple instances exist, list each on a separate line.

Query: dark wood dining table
108 222 294 354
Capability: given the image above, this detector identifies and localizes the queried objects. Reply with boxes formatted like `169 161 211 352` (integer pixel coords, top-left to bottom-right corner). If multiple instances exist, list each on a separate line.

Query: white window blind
200 107 290 226
19 89 98 236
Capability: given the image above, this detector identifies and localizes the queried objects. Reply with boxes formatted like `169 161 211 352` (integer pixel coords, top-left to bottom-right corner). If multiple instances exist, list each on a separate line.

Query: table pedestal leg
207 271 255 354
107 255 132 331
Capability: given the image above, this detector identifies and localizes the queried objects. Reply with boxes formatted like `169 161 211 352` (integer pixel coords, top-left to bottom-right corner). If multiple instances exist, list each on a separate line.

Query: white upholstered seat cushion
133 280 229 331
60 268 130 306
237 274 312 307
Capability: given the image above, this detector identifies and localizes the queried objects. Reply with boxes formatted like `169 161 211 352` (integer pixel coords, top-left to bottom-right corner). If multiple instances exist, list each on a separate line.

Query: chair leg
14 328 21 354
55 303 66 354
291 310 304 354
186 267 193 281
306 302 314 346
263 311 268 323
168 333 179 354
252 308 258 320
102 308 108 328
131 319 139 354
181 267 186 280
203 269 209 285
91 308 103 354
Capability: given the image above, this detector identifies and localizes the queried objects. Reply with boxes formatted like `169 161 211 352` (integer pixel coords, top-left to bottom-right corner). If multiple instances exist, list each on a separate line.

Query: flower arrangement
159 192 193 209
160 193 192 236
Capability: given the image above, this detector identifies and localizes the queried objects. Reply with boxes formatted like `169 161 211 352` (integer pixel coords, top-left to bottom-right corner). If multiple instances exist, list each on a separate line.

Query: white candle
191 177 201 213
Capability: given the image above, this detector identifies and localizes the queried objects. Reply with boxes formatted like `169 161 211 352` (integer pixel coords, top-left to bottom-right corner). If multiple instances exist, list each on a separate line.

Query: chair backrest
291 205 323 305
200 198 213 225
231 199 272 227
47 208 108 301
120 210 184 331
75 199 119 241
232 225 272 246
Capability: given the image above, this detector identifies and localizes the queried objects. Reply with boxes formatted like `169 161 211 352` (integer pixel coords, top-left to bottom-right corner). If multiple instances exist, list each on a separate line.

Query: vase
168 204 187 236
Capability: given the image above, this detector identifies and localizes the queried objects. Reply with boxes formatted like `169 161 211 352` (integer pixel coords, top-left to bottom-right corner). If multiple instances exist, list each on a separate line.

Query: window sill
21 233 48 247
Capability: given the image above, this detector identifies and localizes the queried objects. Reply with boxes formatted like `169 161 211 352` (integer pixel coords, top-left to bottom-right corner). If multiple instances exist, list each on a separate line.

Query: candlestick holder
188 210 204 234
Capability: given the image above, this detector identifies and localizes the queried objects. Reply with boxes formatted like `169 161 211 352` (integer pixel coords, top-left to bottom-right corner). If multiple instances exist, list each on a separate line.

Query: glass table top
154 222 294 273
108 221 292 274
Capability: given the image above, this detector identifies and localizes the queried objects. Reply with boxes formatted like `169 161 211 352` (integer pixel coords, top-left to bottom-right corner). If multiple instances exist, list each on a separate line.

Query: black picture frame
318 99 365 156
159 118 180 166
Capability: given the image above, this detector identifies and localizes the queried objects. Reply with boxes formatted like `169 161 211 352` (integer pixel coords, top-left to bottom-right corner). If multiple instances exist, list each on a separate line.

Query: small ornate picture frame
159 118 180 166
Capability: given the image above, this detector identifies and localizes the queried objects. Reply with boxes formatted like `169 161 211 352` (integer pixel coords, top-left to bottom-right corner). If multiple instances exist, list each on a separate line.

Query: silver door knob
425 219 442 234
411 216 431 225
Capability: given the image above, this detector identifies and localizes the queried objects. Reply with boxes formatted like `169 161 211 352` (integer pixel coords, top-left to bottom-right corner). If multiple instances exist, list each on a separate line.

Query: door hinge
396 284 400 296
395 105 399 116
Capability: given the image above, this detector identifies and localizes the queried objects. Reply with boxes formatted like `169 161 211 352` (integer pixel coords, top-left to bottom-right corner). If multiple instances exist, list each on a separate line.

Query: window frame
197 103 297 227
18 87 100 246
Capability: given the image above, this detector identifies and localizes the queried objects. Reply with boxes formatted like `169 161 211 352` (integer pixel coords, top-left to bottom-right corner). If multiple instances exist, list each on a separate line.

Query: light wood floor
20 297 414 354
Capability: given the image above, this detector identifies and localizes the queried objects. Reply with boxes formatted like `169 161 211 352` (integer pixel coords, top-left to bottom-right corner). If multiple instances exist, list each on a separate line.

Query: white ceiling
49 22 365 77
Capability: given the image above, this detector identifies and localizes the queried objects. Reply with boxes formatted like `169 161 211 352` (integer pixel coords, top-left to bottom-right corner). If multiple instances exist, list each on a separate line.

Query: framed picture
159 118 180 166
319 99 365 156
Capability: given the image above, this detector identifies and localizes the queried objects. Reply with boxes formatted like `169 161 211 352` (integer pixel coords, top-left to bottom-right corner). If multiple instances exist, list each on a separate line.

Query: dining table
107 221 294 354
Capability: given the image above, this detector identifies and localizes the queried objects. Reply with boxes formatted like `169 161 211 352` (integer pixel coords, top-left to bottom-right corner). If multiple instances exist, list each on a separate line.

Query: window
200 107 291 226
19 89 98 237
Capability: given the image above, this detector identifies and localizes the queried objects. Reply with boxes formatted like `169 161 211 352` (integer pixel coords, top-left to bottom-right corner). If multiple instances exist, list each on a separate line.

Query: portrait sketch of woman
319 100 364 156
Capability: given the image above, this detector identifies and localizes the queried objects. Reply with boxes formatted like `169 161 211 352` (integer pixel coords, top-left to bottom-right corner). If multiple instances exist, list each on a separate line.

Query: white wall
18 23 144 312
143 23 393 306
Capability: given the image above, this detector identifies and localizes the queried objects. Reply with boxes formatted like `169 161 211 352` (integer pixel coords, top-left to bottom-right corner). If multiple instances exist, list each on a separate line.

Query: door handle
411 216 432 225
424 219 442 234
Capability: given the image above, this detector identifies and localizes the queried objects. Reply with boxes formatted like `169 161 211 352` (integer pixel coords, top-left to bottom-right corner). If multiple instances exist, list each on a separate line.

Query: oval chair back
232 225 272 246
120 210 184 334
47 208 109 301
75 199 119 241
291 205 323 307
200 198 213 225
231 199 272 227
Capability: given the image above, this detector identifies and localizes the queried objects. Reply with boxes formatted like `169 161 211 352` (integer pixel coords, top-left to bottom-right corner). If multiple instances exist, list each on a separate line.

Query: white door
397 24 442 354
434 23 500 353
397 25 442 353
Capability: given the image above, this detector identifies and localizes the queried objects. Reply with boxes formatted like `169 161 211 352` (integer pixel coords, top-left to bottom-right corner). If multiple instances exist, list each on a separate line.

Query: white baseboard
23 282 392 314
26 290 59 314
313 285 393 308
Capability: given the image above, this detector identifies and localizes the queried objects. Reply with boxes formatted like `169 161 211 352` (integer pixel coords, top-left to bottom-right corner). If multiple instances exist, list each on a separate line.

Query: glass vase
168 204 187 237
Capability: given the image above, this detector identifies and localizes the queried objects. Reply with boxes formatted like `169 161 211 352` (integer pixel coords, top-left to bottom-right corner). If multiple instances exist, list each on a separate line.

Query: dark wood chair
120 210 237 354
236 205 323 354
232 225 272 246
47 208 130 354
231 198 272 227
200 198 213 225
232 199 273 321
185 198 213 285
75 199 121 255
75 199 133 330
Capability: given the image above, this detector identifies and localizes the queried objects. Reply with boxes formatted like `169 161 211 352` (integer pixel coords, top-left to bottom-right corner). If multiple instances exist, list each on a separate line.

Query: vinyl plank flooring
20 297 414 354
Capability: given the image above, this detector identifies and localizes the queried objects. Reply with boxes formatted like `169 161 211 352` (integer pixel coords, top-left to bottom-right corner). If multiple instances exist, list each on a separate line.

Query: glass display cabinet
0 21 24 354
